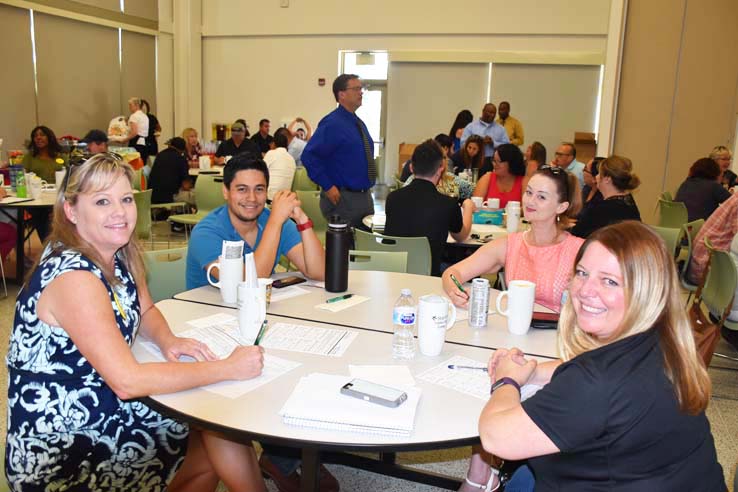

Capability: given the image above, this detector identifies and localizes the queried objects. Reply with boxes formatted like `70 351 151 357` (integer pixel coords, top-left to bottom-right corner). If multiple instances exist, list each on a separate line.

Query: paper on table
1 196 33 204
270 285 310 303
315 295 370 312
417 355 542 401
305 280 325 288
259 322 357 357
348 365 416 388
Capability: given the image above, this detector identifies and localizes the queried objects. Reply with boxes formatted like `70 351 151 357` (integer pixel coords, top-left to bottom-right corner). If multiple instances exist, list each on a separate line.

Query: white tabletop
361 214 508 246
174 271 559 359
0 189 58 208
133 299 497 449
189 167 224 176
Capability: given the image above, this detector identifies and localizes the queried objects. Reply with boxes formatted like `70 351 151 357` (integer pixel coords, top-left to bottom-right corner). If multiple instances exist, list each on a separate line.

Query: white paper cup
471 197 483 209
486 198 500 209
206 255 244 304
495 280 536 335
55 169 66 186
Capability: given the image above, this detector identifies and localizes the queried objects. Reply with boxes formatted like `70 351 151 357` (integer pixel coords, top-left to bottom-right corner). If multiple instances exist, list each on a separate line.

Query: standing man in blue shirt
460 103 510 166
302 74 376 228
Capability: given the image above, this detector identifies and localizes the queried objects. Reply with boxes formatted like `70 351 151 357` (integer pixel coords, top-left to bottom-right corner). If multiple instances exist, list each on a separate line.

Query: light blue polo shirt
186 205 302 289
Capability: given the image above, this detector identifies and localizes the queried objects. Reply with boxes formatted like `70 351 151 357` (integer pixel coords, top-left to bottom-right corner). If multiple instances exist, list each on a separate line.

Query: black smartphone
272 276 307 289
531 311 559 329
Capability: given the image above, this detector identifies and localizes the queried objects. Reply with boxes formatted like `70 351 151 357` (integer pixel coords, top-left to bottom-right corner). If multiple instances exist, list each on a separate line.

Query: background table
0 189 57 282
174 271 559 359
134 299 506 490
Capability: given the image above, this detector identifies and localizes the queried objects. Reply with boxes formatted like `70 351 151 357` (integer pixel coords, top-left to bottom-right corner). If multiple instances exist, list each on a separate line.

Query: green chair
651 225 682 258
659 191 673 202
354 229 431 276
143 247 188 303
656 199 688 228
296 190 328 243
133 189 153 243
168 175 225 239
679 219 705 302
291 167 319 192
348 250 408 273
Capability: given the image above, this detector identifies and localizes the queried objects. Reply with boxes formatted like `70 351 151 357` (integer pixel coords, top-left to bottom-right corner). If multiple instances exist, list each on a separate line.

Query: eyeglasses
554 152 572 158
343 86 365 93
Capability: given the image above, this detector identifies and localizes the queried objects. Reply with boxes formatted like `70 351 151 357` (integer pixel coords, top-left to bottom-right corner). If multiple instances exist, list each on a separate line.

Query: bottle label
393 307 416 325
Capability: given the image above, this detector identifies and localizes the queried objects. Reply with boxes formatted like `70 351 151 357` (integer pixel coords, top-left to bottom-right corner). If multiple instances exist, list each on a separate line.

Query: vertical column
173 0 202 136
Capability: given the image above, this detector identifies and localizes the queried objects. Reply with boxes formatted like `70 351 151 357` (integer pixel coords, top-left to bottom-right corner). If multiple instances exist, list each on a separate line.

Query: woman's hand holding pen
442 270 469 308
225 346 264 380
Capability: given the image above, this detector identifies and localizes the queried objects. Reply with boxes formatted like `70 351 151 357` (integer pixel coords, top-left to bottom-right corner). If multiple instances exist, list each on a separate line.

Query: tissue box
473 210 503 225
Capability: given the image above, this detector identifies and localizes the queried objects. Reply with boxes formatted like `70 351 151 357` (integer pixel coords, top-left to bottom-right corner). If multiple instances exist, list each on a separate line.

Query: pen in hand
450 274 466 295
448 364 488 372
254 320 268 346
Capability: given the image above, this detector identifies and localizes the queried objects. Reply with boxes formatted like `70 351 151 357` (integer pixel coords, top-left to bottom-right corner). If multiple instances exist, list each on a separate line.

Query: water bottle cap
401 288 411 296
328 215 348 228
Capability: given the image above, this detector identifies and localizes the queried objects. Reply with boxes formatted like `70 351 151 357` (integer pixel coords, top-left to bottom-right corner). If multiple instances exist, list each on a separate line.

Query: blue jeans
504 465 535 492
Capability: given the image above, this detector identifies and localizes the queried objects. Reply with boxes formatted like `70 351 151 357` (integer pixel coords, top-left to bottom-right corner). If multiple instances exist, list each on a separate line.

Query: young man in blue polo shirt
186 153 325 289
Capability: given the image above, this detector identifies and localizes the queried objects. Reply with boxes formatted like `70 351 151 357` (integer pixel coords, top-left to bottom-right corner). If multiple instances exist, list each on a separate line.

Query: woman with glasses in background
472 144 527 209
6 153 267 492
443 165 583 492
571 155 641 239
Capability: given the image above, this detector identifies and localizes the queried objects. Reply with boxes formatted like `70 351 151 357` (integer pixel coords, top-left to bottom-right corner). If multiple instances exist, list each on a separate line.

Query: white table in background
134 299 507 491
188 167 224 176
173 270 559 359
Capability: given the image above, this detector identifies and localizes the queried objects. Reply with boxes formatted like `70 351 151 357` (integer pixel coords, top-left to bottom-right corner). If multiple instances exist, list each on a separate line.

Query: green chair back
679 218 705 291
354 229 431 276
701 237 738 320
296 190 328 242
291 167 320 191
348 250 408 273
144 247 188 303
660 191 673 201
133 189 152 240
657 199 688 228
651 225 681 258
195 175 226 213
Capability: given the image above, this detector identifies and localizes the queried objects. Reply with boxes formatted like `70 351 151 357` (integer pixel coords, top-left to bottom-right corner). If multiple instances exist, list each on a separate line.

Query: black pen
448 364 488 372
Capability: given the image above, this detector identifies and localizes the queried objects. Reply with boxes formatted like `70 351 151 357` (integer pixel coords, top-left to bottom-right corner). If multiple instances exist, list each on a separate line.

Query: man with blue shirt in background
186 154 325 289
302 73 376 228
461 103 510 166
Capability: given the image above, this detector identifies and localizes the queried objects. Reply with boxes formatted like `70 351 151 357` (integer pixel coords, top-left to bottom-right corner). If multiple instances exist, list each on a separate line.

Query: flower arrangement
9 151 24 165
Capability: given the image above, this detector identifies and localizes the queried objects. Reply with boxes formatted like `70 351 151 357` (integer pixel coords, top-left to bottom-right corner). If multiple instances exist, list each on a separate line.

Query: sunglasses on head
539 165 569 198
61 152 125 194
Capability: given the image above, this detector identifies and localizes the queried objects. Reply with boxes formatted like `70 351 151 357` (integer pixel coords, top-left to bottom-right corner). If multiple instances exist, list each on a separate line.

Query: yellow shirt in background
497 115 525 146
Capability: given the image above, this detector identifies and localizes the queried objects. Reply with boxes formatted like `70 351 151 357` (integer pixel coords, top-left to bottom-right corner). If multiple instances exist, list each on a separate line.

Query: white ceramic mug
417 295 457 356
471 197 483 209
55 169 66 187
495 280 536 335
199 155 211 170
206 255 243 304
485 198 500 209
29 178 43 199
237 282 267 344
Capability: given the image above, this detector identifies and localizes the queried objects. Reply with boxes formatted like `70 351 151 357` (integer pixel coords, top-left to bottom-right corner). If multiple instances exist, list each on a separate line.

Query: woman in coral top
472 144 527 209
442 165 583 491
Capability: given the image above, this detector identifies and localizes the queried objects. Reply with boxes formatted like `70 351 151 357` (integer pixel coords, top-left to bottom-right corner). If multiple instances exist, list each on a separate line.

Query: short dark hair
273 128 290 149
688 157 721 180
223 153 269 188
561 142 577 159
499 101 510 109
496 143 526 176
411 139 444 177
529 141 547 165
259 119 270 127
332 74 359 102
433 133 452 150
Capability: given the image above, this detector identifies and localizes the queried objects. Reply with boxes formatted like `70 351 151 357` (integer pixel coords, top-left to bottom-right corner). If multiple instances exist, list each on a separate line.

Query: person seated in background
214 121 260 165
675 157 731 222
287 117 312 165
571 155 640 238
710 145 734 188
182 127 202 167
580 156 604 208
449 135 485 177
688 191 738 285
385 139 474 276
264 128 297 200
443 165 583 491
461 103 510 166
80 129 109 154
449 109 474 153
404 134 473 201
147 137 193 207
524 141 547 172
550 142 585 190
251 118 274 155
472 143 527 208
22 125 66 242
478 221 724 492
5 153 268 492
0 188 17 263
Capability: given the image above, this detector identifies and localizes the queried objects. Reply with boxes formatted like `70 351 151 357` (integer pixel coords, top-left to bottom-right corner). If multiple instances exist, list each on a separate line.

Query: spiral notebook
279 373 421 437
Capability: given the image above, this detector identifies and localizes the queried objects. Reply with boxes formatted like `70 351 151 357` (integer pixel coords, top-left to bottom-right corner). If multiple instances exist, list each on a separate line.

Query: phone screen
344 379 405 401
273 276 306 288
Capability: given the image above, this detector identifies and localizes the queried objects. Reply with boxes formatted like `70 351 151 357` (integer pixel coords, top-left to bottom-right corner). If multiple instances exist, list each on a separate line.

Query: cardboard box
398 142 417 175
574 132 597 164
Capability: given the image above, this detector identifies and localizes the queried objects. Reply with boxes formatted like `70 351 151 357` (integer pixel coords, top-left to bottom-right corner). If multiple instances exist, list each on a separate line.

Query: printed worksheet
259 322 357 357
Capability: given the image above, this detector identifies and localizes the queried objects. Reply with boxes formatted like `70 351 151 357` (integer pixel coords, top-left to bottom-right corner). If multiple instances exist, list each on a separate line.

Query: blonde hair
44 153 145 286
558 221 711 414
599 155 640 192
532 167 582 230
181 127 198 140
710 145 732 160
128 97 142 108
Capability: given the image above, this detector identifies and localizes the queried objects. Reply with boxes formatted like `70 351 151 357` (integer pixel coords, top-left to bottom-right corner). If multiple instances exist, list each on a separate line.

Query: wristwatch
296 219 314 232
490 377 521 395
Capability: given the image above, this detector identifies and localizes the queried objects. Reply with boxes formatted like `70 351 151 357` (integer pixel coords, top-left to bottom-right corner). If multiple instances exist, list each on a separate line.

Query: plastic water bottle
392 289 417 359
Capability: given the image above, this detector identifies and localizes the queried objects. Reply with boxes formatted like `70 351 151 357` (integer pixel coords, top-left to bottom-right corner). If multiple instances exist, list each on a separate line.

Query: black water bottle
325 216 350 292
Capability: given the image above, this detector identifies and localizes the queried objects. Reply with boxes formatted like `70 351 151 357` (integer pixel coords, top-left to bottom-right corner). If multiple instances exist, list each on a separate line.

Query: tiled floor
1 211 736 490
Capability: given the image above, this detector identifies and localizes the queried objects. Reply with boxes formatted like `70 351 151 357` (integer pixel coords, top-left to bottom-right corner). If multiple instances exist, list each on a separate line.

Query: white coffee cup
237 282 267 344
471 196 483 209
507 200 520 209
55 169 66 187
206 255 244 304
495 280 536 335
417 294 457 356
29 178 43 199
506 207 521 233
199 155 211 170
485 198 500 209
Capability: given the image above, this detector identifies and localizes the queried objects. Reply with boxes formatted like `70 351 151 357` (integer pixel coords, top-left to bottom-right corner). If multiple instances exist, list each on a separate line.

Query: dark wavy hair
528 141 547 166
496 143 525 176
461 135 485 169
449 109 474 140
27 125 62 158
688 157 721 180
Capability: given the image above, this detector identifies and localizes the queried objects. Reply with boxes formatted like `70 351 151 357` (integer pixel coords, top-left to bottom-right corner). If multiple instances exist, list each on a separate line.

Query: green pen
326 293 353 303
254 320 268 346
450 274 466 294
